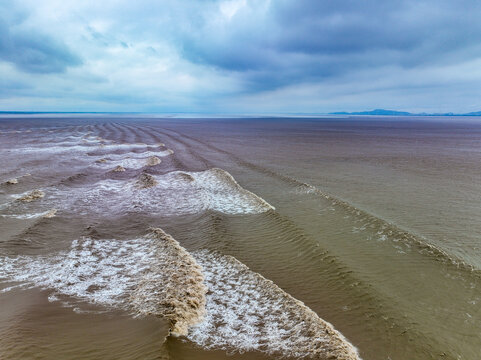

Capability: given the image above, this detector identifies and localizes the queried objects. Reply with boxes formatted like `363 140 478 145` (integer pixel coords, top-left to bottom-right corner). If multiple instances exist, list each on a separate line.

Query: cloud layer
1 0 480 113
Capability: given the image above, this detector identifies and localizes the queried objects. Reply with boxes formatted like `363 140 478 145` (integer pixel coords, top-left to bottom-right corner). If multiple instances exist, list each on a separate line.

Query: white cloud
220 0 247 20
1 0 480 113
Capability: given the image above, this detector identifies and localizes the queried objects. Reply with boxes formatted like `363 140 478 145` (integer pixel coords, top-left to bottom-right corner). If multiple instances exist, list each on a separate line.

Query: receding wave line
291 180 481 275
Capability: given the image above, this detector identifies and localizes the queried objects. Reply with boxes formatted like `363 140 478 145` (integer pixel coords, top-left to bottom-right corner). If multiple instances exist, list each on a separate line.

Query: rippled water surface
0 116 480 359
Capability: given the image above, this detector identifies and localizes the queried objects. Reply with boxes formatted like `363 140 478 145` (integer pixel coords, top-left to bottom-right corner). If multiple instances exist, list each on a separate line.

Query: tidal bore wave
0 126 360 358
23 168 275 217
189 250 361 359
0 228 361 359
130 228 207 336
5 120 478 359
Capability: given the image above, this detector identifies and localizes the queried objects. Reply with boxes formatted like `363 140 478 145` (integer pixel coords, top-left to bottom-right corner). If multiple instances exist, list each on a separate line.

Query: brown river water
0 115 480 359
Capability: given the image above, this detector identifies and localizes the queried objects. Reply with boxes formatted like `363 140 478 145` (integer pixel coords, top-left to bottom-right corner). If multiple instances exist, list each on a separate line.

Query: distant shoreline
1 109 481 117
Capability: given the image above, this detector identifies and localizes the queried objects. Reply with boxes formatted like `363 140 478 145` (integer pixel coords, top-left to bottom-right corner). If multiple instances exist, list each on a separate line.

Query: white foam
12 144 102 155
0 209 56 219
53 168 274 216
0 238 151 307
9 189 45 202
107 158 147 170
98 155 167 170
106 149 173 160
188 251 361 359
11 137 166 156
9 133 107 154
91 150 172 169
0 233 359 359
0 230 206 336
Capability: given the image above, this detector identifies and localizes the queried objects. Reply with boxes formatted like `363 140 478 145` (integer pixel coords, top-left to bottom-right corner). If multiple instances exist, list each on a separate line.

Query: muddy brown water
0 116 480 359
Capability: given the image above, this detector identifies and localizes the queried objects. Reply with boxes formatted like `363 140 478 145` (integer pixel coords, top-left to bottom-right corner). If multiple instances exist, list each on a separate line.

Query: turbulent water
0 116 480 359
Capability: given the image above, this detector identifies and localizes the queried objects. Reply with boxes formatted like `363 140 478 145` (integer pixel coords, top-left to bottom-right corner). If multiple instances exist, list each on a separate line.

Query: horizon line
1 110 481 117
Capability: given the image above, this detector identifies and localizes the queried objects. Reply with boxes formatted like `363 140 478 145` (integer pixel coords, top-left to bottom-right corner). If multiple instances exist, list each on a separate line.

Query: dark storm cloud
0 16 81 74
179 0 481 90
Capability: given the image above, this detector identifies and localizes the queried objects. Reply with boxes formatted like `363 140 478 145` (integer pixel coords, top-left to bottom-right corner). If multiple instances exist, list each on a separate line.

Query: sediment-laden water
0 116 480 359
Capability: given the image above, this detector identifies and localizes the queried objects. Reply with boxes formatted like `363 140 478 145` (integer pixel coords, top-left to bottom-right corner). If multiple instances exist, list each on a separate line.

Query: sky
1 0 481 114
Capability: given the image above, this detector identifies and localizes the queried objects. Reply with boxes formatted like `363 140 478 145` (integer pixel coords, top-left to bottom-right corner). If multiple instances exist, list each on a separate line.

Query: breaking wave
92 150 173 170
52 168 274 216
188 250 361 359
11 132 169 160
0 229 206 336
0 228 360 359
15 189 45 202
130 228 207 336
0 209 57 219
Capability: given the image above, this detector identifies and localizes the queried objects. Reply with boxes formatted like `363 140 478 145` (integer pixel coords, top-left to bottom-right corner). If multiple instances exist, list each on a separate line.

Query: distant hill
1 109 481 117
329 109 481 116
331 109 412 116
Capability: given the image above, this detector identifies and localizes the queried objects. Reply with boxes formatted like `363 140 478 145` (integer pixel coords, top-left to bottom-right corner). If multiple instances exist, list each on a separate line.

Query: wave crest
130 228 207 336
189 250 361 359
52 168 274 216
0 229 206 337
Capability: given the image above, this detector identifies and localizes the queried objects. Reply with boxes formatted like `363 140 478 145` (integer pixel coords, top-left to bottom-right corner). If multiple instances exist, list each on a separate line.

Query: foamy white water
3 118 478 360
92 150 172 170
188 250 361 360
0 237 152 307
0 229 205 335
49 168 274 216
0 230 360 359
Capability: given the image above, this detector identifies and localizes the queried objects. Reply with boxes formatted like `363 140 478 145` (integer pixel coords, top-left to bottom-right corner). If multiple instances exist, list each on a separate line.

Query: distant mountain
331 109 412 116
1 109 481 117
329 109 481 116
